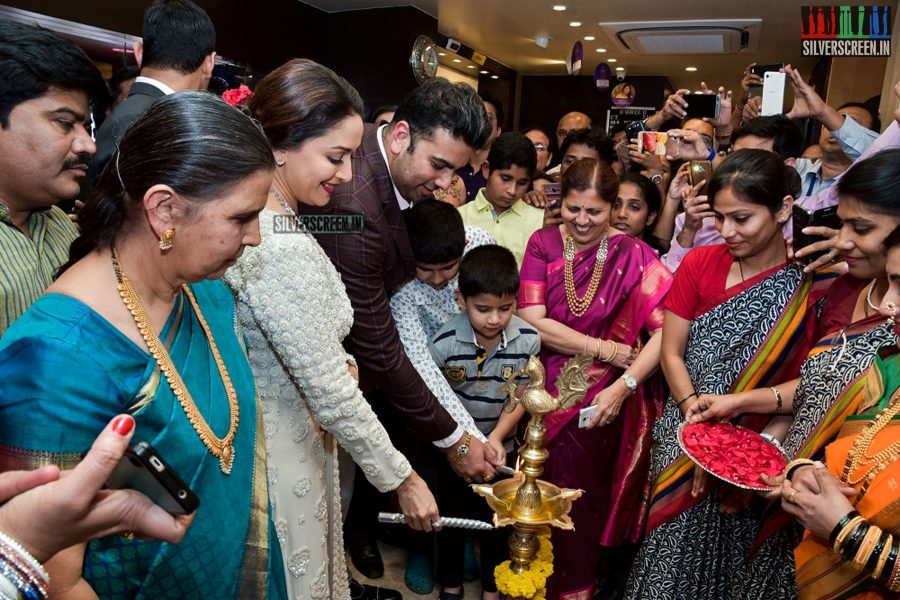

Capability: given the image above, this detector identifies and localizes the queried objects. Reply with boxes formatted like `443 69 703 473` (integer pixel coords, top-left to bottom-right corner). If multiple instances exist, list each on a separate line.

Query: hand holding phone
747 63 784 99
578 404 598 428
638 131 668 156
792 204 841 264
761 72 786 116
106 441 199 514
688 160 712 196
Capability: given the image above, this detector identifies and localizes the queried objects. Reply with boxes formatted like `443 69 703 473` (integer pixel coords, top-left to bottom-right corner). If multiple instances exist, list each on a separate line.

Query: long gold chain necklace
563 234 608 317
841 386 900 503
112 248 239 474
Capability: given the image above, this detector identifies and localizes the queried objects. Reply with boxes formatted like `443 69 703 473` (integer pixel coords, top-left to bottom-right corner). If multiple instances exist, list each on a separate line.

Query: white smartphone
578 404 598 428
761 71 786 116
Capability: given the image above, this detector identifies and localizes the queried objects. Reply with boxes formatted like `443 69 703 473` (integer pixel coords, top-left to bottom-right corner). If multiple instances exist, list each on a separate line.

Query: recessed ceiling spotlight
491 75 499 79
615 67 625 71
584 35 595 41
552 5 566 10
685 66 698 72
438 52 446 56
595 48 606 53
480 70 489 74
569 21 581 27
607 58 617 62
452 58 462 63
467 65 476 69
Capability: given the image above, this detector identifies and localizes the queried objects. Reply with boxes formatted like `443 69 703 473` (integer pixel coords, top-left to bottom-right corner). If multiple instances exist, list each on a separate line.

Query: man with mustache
0 21 107 336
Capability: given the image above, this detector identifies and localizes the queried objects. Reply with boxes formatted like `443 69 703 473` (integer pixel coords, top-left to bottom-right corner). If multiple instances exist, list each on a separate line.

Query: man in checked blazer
312 79 497 474
89 0 216 183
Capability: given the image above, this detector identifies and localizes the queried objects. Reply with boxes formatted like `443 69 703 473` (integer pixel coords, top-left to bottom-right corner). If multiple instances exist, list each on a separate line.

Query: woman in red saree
518 158 673 599
781 223 900 599
625 150 829 599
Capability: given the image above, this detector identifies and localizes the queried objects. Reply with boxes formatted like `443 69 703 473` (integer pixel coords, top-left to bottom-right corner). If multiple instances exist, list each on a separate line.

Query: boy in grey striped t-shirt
428 244 540 599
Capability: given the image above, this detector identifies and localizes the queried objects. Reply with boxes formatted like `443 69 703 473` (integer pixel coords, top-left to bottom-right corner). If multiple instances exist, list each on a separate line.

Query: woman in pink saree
518 158 673 599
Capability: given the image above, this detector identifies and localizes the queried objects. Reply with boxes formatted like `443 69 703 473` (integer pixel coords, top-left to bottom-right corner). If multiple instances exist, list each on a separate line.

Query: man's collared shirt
456 162 487 203
0 205 78 336
133 76 176 96
429 313 540 450
375 124 410 211
457 189 545 268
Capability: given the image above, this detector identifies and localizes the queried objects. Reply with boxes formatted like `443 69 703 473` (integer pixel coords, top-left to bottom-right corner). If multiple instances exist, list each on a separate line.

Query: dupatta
794 351 900 600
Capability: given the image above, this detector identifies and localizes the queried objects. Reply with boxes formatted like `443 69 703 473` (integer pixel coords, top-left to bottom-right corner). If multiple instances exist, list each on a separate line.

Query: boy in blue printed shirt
429 244 540 600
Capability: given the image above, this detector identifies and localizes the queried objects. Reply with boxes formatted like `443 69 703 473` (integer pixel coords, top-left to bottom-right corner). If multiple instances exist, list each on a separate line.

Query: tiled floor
349 541 482 599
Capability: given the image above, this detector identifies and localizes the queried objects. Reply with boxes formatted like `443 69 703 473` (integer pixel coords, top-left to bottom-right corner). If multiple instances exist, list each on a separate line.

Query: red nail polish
111 415 134 436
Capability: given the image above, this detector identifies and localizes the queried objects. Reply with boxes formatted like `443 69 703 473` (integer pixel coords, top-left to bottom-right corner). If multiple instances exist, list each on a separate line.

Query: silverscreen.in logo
273 214 364 235
801 6 891 56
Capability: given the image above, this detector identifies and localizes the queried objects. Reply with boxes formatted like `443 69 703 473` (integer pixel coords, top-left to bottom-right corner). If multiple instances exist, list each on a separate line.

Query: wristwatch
621 374 638 394
448 431 472 463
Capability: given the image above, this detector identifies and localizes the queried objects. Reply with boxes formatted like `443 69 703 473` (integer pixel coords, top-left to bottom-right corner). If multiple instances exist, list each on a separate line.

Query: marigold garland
494 534 553 599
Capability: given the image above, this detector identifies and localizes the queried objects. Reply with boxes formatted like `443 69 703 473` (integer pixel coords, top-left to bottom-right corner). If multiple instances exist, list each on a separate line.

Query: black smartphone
749 63 784 99
681 93 721 119
106 441 199 514
624 119 650 141
792 205 841 263
543 182 561 209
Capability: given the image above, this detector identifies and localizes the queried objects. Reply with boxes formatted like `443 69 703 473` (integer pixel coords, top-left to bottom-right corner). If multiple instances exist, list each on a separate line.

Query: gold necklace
864 279 880 316
112 248 239 474
564 234 608 317
841 386 900 503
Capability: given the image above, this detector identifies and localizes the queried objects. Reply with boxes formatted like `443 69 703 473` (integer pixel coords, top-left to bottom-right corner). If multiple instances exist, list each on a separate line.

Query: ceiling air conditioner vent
598 19 762 54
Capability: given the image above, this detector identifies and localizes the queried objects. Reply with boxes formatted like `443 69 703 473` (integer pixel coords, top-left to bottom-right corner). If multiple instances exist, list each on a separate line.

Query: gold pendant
220 444 235 475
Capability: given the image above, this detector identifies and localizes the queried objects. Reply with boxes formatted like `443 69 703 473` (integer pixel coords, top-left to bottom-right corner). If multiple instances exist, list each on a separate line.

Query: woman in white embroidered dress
224 59 439 600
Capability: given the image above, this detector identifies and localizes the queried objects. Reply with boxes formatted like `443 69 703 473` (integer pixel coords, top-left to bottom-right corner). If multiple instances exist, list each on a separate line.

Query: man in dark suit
305 79 496 577
89 0 215 183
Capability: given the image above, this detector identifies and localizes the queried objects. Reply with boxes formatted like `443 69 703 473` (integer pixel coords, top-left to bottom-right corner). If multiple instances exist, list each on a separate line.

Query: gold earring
159 228 175 250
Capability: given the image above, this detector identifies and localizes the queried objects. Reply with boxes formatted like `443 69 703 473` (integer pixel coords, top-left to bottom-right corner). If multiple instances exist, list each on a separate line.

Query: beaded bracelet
887 547 900 592
834 516 866 554
830 510 861 546
0 530 48 600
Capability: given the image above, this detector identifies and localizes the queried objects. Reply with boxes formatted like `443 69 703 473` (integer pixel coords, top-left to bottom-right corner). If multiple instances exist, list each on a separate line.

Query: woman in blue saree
0 93 286 599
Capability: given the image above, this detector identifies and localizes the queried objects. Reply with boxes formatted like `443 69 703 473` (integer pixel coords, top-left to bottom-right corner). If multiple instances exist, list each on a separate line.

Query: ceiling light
534 35 551 48
552 5 566 10
452 58 462 63
569 21 581 27
467 65 476 69
595 48 606 53
480 70 489 74
615 67 625 71
491 75 499 79
584 35 595 41
685 66 698 72
608 58 617 62
438 52 446 56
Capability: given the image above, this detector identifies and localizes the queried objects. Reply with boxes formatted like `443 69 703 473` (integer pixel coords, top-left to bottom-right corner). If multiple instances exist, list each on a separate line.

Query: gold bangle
771 386 783 413
834 516 867 554
853 525 883 571
595 336 602 359
782 458 815 481
604 340 619 363
888 553 900 591
874 533 894 579
583 334 590 356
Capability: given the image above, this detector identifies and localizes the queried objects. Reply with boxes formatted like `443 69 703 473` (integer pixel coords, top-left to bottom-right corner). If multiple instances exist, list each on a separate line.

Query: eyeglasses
533 143 547 152
557 127 589 140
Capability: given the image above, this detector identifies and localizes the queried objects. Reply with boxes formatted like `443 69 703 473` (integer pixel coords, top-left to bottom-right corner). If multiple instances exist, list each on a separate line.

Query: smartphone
578 404 598 428
106 441 200 514
625 120 650 142
688 160 712 196
543 182 561 209
748 63 785 99
761 71 786 116
638 131 668 156
792 205 841 264
682 93 721 119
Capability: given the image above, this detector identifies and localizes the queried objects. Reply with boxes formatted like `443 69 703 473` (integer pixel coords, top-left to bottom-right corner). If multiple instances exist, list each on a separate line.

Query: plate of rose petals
677 421 787 491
